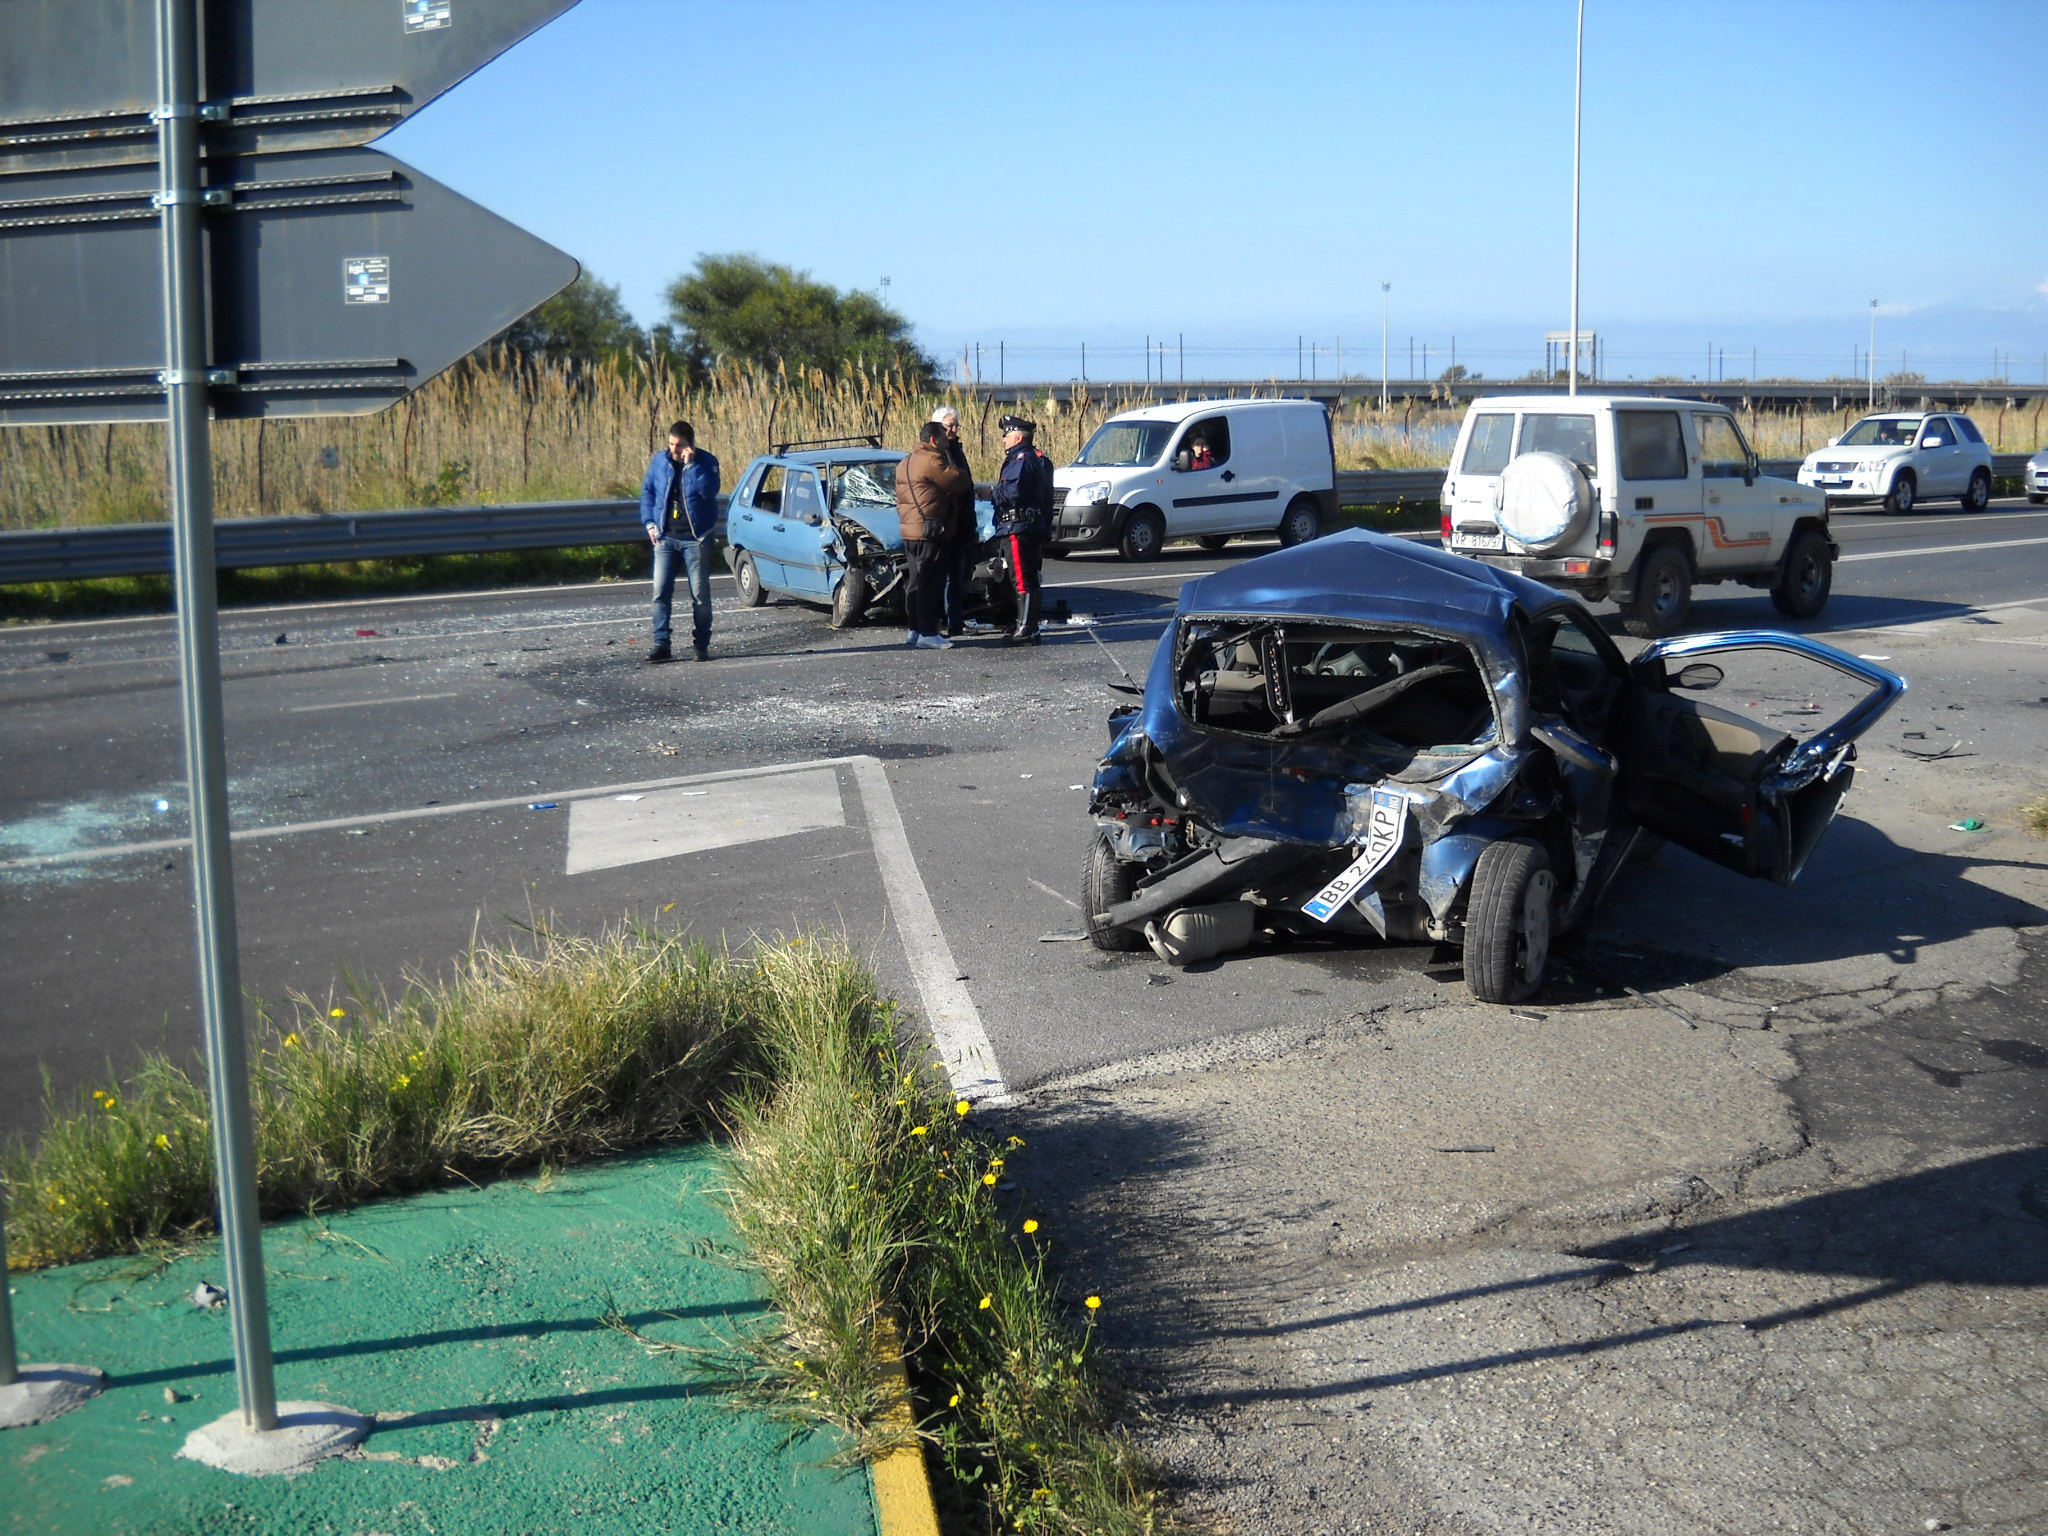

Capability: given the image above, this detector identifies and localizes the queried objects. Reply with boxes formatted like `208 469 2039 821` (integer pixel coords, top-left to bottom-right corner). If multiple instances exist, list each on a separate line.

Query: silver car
2027 445 2048 505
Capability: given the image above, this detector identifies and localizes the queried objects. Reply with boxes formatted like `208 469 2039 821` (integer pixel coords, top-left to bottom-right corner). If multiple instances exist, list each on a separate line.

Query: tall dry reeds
8 363 2045 533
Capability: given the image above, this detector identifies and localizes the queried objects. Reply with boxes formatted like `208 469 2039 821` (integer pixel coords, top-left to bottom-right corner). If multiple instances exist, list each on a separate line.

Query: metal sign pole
0 1194 17 1388
156 0 277 1434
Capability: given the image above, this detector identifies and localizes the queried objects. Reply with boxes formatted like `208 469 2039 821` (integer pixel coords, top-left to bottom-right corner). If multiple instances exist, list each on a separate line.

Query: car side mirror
1173 449 1192 472
1675 661 1724 691
1922 438 1943 448
802 512 822 526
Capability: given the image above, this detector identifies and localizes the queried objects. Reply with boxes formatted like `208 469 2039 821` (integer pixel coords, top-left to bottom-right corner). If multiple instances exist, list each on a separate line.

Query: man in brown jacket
896 420 971 649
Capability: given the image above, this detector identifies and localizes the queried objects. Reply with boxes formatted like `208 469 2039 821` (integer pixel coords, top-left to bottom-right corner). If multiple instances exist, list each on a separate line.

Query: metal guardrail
0 454 2036 585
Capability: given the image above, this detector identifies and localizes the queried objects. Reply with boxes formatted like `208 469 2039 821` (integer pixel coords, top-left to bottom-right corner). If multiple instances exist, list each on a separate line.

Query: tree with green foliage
664 253 935 387
499 272 646 365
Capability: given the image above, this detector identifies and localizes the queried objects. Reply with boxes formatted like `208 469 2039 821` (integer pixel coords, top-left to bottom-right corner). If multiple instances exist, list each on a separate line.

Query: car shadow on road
1558 812 2046 992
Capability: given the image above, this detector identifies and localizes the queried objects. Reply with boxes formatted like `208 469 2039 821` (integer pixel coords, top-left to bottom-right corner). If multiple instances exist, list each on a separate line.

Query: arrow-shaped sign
0 0 578 173
0 147 577 424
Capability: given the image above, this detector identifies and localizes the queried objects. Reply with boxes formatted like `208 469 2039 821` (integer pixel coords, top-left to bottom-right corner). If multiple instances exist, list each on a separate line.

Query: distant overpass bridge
957 378 2048 412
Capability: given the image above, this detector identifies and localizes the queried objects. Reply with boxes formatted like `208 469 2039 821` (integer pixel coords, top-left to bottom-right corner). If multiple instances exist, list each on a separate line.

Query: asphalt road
3 498 2046 1135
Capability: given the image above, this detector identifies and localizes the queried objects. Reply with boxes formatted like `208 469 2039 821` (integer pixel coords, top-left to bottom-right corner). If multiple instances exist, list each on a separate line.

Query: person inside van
1188 435 1215 471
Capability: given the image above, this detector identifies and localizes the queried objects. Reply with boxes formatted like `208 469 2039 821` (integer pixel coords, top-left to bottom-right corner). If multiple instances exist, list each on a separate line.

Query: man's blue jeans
651 533 714 648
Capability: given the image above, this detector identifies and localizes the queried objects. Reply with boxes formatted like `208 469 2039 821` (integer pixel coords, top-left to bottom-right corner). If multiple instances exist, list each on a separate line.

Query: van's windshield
1076 421 1176 467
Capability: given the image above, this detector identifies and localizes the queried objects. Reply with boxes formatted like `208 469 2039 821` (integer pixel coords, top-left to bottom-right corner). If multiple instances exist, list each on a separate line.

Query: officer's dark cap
999 414 1036 435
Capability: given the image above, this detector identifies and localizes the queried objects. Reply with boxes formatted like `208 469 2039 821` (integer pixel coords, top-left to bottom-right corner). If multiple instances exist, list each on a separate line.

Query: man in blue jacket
640 420 721 662
991 415 1053 645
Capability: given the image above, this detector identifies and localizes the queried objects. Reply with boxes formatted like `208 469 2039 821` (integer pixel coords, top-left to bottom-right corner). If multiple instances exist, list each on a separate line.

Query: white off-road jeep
1440 395 1835 637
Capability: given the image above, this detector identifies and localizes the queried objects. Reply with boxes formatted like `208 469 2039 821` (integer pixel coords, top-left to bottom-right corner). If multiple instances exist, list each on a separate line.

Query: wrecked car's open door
1622 632 1905 884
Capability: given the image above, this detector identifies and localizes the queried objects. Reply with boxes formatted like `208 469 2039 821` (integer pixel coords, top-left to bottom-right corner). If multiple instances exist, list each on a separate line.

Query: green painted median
3 1145 873 1536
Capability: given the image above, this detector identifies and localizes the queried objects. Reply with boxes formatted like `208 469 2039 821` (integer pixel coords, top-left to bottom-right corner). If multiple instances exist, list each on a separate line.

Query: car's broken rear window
1175 619 1498 759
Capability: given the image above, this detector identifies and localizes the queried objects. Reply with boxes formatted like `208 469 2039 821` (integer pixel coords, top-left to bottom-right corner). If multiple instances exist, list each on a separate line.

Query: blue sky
382 0 2048 384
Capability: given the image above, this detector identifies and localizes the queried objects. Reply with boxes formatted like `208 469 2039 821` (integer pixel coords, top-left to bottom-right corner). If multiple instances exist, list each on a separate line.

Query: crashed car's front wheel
1083 834 1149 952
1463 837 1556 1004
829 564 868 628
732 549 767 607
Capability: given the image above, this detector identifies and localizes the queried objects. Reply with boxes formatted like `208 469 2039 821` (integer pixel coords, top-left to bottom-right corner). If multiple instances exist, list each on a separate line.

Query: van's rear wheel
1621 543 1692 638
1277 496 1322 547
1463 838 1555 1004
1197 534 1231 551
1119 507 1165 561
1083 835 1148 951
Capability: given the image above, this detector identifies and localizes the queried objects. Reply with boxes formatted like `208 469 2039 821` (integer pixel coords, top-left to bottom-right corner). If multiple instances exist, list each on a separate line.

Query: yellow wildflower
1084 1295 1102 1311
954 1099 971 1117
392 1073 412 1090
282 1032 301 1049
1006 1135 1026 1148
91 1090 106 1102
978 1294 993 1311
982 1173 998 1186
1022 1219 1039 1234
948 1392 961 1408
330 1007 346 1018
101 1096 119 1113
910 1125 929 1137
154 1134 171 1151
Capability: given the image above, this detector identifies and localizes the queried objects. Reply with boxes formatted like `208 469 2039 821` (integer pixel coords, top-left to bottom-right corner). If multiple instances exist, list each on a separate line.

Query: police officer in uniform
991 414 1053 645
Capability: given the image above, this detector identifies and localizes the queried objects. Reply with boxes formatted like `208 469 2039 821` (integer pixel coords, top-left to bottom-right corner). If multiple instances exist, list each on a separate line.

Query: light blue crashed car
722 439 1001 629
1082 529 1906 1002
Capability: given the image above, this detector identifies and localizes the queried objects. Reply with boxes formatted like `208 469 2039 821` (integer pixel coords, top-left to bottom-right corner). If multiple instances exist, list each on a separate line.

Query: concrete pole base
178 1400 369 1476
0 1365 107 1428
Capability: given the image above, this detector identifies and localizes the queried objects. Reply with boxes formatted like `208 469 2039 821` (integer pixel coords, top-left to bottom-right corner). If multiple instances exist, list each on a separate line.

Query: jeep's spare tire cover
1497 451 1593 554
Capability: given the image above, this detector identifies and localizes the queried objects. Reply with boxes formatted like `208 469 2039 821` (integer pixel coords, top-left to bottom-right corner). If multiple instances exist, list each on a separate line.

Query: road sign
0 147 579 424
0 0 586 1459
0 0 578 174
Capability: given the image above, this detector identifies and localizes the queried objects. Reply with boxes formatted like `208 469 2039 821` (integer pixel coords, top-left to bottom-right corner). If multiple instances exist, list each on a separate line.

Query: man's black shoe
693 642 710 663
646 645 672 664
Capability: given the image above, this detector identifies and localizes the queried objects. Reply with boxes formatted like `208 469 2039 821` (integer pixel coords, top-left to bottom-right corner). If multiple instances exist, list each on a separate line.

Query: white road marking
850 757 1006 1102
1028 876 1081 911
287 690 461 714
1839 534 2048 563
0 756 866 870
564 771 844 874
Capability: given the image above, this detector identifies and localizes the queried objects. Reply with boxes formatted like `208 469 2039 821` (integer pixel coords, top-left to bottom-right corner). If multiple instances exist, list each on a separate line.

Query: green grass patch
3 926 1158 1532
2023 794 2048 838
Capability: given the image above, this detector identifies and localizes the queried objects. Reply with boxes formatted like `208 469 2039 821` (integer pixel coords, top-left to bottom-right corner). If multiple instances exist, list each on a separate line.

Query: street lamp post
1380 283 1390 410
1868 299 1877 408
1569 0 1584 397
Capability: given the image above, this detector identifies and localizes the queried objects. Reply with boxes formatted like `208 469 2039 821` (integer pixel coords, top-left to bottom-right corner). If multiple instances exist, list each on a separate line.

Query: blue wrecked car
722 438 1004 629
1083 529 1905 1002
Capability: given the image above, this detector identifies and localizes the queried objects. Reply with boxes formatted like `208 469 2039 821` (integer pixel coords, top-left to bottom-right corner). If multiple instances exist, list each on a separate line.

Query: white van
1049 398 1336 560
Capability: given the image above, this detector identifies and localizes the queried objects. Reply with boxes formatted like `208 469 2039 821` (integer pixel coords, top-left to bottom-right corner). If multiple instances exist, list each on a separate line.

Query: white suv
1441 395 1834 637
1797 412 1994 514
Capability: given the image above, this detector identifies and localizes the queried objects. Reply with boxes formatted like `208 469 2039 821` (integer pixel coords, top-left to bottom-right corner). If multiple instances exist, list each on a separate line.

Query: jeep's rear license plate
1453 529 1505 551
1302 789 1408 924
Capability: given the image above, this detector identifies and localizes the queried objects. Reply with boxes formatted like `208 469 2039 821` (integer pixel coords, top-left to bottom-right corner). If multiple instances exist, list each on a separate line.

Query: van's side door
1163 413 1244 535
1212 408 1288 534
1692 412 1779 570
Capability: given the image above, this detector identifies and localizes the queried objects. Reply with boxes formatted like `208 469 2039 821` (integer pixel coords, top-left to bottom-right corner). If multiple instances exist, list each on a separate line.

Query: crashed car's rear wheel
1621 543 1692 638
732 549 767 607
1463 837 1556 1004
1770 528 1832 620
1083 834 1149 952
829 563 868 628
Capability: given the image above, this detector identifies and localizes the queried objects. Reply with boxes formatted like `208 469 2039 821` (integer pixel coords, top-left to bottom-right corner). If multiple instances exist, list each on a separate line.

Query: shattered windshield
1076 421 1175 467
1174 619 1498 760
830 459 898 509
1839 416 1922 448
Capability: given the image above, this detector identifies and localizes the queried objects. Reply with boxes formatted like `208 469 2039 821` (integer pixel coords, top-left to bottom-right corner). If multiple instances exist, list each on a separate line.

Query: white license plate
1814 477 1849 488
1302 789 1409 924
1453 529 1505 551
